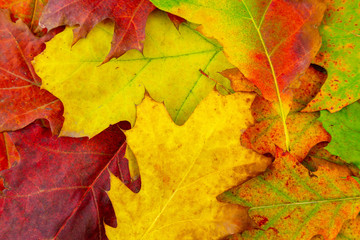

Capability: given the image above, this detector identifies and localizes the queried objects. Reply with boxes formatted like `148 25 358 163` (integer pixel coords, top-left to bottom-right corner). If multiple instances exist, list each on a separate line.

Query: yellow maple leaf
33 11 233 138
106 91 271 239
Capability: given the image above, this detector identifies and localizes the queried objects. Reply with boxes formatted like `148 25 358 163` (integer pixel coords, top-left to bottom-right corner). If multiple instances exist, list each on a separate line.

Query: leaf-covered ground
0 0 359 239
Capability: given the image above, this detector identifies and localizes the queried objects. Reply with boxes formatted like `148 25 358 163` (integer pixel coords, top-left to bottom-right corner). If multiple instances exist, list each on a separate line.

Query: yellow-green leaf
33 11 233 138
106 91 271 239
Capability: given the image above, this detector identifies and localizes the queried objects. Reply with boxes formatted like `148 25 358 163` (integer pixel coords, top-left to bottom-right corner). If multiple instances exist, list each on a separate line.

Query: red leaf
0 10 63 134
40 0 156 63
167 13 186 29
0 132 19 190
0 122 132 239
0 0 48 35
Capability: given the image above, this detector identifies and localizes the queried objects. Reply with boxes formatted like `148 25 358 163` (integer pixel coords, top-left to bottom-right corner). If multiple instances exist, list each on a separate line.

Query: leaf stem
242 0 290 151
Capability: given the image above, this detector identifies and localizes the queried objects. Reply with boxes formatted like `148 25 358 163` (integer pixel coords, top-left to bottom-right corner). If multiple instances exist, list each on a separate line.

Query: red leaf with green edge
0 121 139 239
150 0 326 151
304 0 360 113
218 150 360 240
40 0 156 63
238 65 331 161
0 0 48 35
0 9 63 134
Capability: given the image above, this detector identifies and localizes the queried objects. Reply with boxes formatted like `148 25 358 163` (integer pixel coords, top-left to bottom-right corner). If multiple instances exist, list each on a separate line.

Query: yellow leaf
106 91 271 239
33 11 233 138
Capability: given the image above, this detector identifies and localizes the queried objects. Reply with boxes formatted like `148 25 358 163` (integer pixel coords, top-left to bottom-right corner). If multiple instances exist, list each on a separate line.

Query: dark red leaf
40 0 156 63
0 121 132 239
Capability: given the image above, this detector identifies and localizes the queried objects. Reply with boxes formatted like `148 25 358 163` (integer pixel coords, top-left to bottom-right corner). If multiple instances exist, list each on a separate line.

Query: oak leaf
40 0 155 63
150 0 326 150
336 214 360 240
33 11 233 138
0 121 135 239
318 101 360 168
0 10 63 134
302 143 360 178
304 0 360 113
0 0 47 34
218 150 360 240
105 91 271 239
239 65 331 161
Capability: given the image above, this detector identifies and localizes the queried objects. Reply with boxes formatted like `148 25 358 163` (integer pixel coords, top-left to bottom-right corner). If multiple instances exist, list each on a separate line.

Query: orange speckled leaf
0 0 47 35
40 0 155 63
336 214 360 240
239 65 331 161
218 150 360 240
302 142 360 178
0 10 63 134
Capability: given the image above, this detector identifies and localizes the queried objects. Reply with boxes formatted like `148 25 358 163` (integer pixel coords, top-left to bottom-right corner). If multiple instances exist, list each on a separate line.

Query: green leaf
318 101 360 168
304 0 360 112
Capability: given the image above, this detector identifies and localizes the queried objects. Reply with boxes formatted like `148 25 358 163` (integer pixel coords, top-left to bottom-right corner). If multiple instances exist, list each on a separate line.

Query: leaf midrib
241 0 290 151
249 195 360 210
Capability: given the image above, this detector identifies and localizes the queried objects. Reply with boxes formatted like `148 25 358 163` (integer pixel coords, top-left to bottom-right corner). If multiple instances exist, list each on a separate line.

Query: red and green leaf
239 65 331 161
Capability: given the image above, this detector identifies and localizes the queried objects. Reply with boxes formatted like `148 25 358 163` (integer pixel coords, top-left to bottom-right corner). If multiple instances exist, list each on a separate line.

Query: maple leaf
0 0 47 34
105 91 272 239
318 101 360 169
218 150 360 240
167 13 186 29
0 121 137 239
0 9 63 134
236 65 331 161
150 0 326 151
304 0 360 113
39 0 155 63
0 132 19 191
33 11 234 138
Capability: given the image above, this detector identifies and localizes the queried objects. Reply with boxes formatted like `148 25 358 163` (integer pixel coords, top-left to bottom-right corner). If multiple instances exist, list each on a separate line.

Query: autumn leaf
0 132 19 190
237 65 331 161
318 101 360 168
105 91 271 239
336 214 360 239
0 10 63 134
304 0 360 113
150 0 326 151
167 13 186 29
0 121 137 239
33 11 234 138
302 142 360 178
39 0 155 63
218 150 360 240
0 0 47 34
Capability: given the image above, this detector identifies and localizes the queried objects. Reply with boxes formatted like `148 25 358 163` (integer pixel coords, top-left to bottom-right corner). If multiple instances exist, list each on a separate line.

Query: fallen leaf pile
0 0 359 239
